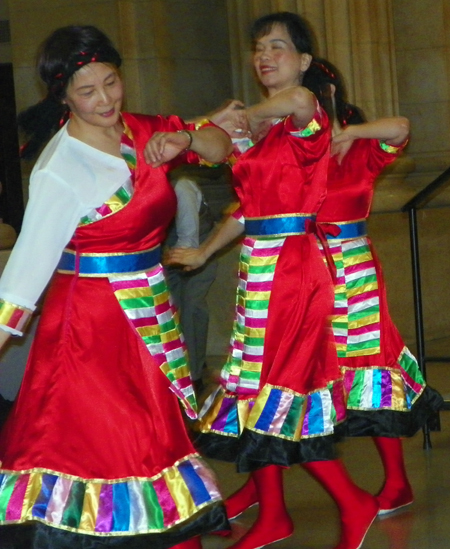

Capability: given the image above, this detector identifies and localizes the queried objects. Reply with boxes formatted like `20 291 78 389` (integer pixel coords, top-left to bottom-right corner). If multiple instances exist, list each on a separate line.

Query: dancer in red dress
169 12 379 549
0 25 232 549
303 58 443 514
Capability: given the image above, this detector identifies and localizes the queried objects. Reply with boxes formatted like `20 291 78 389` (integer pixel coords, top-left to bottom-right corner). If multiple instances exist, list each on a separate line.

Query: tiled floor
201 357 450 549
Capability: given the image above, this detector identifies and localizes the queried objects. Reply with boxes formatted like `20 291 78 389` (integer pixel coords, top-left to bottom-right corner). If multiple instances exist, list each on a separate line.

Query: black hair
18 25 122 160
251 11 314 55
302 57 365 127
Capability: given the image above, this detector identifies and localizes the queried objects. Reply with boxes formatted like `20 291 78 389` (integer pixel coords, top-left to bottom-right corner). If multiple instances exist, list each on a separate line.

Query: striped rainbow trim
321 237 380 358
220 237 285 396
109 266 197 419
79 123 136 226
287 106 322 138
79 178 134 225
246 381 346 440
196 380 346 441
0 299 33 336
343 346 425 411
0 455 221 535
197 386 255 437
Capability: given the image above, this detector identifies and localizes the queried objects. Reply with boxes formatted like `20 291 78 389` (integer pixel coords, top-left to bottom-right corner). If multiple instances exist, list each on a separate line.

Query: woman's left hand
144 131 191 167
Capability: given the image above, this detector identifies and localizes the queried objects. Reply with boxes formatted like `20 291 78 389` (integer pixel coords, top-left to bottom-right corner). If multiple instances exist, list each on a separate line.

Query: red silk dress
316 138 443 436
193 106 347 472
0 113 227 547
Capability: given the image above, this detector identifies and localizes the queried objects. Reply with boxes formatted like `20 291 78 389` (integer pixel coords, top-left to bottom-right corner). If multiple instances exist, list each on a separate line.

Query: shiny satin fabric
316 137 443 436
0 113 227 541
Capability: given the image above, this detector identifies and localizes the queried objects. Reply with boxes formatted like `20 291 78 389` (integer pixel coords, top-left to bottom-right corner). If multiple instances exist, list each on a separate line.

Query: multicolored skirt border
0 454 223 537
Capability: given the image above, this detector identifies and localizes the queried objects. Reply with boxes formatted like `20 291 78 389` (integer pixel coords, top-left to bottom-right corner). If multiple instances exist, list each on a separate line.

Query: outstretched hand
165 247 207 272
331 130 355 164
209 99 250 138
144 131 191 167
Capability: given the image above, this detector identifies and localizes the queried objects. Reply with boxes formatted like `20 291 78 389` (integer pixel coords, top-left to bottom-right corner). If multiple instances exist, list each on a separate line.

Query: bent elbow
396 116 410 142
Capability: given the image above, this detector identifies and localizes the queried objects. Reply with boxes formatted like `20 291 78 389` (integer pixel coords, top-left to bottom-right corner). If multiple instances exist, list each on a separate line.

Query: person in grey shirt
165 175 218 395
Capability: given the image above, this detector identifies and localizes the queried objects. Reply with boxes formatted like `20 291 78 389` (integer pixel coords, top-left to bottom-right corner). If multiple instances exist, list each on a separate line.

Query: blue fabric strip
305 393 324 435
112 482 130 532
32 473 58 519
178 460 211 506
57 246 161 275
372 369 382 409
245 216 313 237
321 220 368 240
254 389 282 432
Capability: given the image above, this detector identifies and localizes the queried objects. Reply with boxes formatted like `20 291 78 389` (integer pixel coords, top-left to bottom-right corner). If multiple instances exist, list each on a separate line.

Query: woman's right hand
209 99 249 138
165 247 207 271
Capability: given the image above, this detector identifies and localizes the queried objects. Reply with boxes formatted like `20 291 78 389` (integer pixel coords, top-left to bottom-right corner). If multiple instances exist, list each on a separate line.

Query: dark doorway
0 63 24 233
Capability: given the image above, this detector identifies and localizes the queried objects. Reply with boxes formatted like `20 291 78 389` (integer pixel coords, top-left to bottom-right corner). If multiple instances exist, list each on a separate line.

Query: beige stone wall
392 0 450 190
8 0 233 118
5 0 450 358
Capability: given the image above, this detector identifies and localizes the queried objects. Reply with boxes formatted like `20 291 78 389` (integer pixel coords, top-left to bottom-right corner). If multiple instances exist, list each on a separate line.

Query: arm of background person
172 178 202 248
167 214 244 271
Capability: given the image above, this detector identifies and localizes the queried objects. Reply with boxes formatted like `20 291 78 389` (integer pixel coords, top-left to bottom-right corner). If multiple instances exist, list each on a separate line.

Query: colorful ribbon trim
0 299 33 336
78 120 136 226
57 246 161 277
319 237 381 357
197 380 346 442
245 215 314 238
0 455 221 535
343 347 425 411
109 266 197 419
219 237 284 396
380 140 404 154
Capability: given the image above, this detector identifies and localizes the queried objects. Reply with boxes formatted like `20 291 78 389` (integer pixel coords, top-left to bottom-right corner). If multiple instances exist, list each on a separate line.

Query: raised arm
331 116 410 164
246 86 317 134
333 117 410 146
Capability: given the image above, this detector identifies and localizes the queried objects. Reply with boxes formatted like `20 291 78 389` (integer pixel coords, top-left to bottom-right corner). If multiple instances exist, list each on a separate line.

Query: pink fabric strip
349 322 380 336
348 289 379 305
6 474 30 521
153 477 180 527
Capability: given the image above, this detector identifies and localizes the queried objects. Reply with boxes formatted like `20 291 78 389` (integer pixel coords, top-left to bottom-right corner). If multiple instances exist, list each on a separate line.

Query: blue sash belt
319 220 368 240
57 246 161 277
245 215 314 237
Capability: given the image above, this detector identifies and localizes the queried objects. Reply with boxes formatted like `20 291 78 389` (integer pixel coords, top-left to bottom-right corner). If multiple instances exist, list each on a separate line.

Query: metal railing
401 167 450 448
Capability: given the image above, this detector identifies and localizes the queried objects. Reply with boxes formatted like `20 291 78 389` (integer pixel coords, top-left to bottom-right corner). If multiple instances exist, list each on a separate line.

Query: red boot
302 459 379 549
373 437 413 515
171 537 202 549
228 465 294 549
225 475 259 520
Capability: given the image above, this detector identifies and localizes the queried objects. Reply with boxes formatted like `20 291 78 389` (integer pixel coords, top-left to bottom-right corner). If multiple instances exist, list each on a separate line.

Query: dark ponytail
302 57 365 127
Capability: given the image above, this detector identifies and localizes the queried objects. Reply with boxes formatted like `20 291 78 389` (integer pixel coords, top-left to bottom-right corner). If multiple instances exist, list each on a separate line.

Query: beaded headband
49 48 122 96
312 60 337 81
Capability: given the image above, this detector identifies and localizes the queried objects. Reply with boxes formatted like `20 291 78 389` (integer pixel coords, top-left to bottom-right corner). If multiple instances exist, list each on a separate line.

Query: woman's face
253 23 312 96
63 62 123 130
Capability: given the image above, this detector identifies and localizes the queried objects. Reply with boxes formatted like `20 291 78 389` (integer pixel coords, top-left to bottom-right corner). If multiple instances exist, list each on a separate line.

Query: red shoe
225 477 259 520
377 484 414 516
334 496 379 549
227 516 294 549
